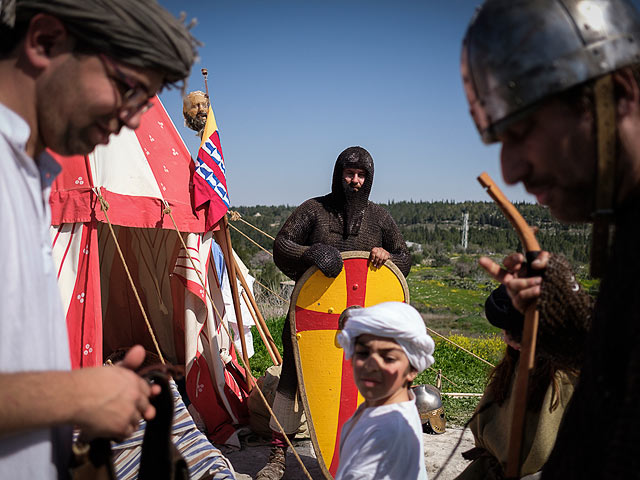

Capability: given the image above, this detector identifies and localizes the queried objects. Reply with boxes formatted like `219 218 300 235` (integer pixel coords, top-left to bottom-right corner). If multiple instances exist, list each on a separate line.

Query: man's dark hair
0 0 198 88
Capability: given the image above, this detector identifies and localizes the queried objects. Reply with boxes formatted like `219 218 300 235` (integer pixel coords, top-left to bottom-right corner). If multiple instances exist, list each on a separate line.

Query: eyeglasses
99 54 154 123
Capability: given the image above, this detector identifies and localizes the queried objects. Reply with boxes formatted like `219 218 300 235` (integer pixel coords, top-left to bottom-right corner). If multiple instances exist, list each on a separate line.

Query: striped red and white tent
48 97 249 445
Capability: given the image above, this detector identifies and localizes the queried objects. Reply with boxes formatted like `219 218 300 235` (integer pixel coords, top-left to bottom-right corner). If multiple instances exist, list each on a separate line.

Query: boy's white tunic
335 393 427 480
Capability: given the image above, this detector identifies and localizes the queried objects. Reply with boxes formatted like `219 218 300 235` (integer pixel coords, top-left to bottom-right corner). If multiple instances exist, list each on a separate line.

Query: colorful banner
193 107 230 231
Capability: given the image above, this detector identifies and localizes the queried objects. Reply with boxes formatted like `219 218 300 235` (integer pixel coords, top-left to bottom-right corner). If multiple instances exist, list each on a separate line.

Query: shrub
432 253 451 267
411 251 424 265
248 316 285 378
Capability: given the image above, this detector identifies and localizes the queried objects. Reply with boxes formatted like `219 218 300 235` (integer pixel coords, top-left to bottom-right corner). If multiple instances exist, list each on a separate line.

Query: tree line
228 201 591 287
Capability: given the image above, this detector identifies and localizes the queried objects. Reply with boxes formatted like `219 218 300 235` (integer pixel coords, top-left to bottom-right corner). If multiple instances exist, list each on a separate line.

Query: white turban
337 301 435 373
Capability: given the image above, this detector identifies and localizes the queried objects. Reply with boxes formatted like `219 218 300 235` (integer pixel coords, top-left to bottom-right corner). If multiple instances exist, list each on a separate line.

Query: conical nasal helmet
461 0 640 144
413 371 446 435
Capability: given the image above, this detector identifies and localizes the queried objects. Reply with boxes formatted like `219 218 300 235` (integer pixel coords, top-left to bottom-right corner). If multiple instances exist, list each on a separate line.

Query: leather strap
591 74 616 278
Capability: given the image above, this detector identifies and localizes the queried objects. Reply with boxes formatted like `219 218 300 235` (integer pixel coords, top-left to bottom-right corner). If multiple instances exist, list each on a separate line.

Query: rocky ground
225 426 474 479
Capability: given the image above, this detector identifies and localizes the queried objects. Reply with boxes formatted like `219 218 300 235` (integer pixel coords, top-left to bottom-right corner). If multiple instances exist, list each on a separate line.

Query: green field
408 262 500 337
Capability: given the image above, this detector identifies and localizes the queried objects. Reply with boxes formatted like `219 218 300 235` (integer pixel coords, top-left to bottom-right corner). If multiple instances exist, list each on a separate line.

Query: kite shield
290 251 409 479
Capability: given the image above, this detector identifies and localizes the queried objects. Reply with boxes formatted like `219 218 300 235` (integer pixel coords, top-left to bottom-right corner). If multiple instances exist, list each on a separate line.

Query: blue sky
157 0 526 207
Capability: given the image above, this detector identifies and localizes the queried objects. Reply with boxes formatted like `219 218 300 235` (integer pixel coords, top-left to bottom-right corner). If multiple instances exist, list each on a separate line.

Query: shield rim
289 250 409 479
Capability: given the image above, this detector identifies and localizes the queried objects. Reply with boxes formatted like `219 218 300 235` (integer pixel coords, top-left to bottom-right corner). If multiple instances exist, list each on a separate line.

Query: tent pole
233 257 282 365
201 69 252 384
241 289 278 365
215 217 253 387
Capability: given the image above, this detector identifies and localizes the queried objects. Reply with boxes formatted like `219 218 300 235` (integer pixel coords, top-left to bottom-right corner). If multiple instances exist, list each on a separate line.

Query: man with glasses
0 1 196 478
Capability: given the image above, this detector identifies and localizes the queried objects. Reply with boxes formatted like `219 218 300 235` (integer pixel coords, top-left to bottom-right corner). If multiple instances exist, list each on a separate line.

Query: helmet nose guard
461 0 640 144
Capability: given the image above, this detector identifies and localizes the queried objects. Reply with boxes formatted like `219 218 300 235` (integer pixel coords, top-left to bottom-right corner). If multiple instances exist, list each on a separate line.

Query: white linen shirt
0 102 72 479
335 393 428 480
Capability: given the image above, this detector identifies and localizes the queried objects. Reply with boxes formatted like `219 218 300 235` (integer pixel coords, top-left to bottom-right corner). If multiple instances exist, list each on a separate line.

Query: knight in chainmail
256 146 411 480
0 2 196 479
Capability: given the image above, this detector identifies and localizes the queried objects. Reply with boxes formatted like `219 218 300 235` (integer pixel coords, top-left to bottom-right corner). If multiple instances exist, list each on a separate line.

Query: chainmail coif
274 146 410 281
330 146 374 238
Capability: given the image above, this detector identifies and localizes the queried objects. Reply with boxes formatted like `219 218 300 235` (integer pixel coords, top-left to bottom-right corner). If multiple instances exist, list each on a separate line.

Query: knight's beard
185 113 207 133
342 178 359 193
344 185 362 204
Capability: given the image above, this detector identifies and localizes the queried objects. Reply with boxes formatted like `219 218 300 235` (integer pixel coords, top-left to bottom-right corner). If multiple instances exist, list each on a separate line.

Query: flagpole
201 67 210 102
202 68 253 386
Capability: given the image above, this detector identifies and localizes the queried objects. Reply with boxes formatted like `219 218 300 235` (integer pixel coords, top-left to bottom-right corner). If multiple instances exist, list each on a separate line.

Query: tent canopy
48 97 249 444
50 97 207 232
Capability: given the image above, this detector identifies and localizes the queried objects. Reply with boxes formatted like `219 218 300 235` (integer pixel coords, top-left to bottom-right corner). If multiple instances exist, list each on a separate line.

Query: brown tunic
456 371 577 480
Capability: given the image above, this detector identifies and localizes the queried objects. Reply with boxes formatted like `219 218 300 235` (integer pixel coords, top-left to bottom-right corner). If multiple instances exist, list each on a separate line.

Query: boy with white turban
335 301 435 480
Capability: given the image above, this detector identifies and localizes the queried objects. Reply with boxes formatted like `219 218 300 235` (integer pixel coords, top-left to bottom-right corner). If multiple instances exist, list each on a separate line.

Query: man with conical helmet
462 0 640 478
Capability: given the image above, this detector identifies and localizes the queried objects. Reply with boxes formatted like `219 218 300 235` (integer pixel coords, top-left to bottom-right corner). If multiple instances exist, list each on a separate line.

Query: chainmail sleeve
536 254 594 370
273 199 319 281
371 204 411 277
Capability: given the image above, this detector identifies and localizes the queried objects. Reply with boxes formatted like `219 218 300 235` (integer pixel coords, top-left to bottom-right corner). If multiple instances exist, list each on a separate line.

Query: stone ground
225 426 474 479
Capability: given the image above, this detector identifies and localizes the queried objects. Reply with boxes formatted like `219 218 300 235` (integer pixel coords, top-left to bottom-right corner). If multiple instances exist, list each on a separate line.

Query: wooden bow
477 173 541 479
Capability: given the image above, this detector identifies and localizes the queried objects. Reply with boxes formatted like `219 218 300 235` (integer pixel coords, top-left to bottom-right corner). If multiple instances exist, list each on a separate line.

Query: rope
426 327 495 368
227 210 495 365
255 278 496 371
248 376 313 480
162 205 313 480
162 205 228 333
215 210 499 457
229 210 276 241
253 278 289 302
427 366 458 387
441 393 483 397
227 222 273 257
95 188 165 365
225 212 497 369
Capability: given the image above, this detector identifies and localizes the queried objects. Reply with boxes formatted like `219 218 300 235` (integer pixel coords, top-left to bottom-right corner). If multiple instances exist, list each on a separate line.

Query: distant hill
227 201 592 295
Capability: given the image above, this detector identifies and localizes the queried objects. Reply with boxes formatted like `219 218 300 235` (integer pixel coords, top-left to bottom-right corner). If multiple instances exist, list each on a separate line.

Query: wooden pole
215 220 252 386
201 68 209 100
233 255 283 365
201 68 251 384
478 172 541 479
242 289 278 365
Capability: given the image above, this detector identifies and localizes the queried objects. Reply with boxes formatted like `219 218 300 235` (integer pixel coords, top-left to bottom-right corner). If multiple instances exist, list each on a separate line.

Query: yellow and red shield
290 251 409 479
